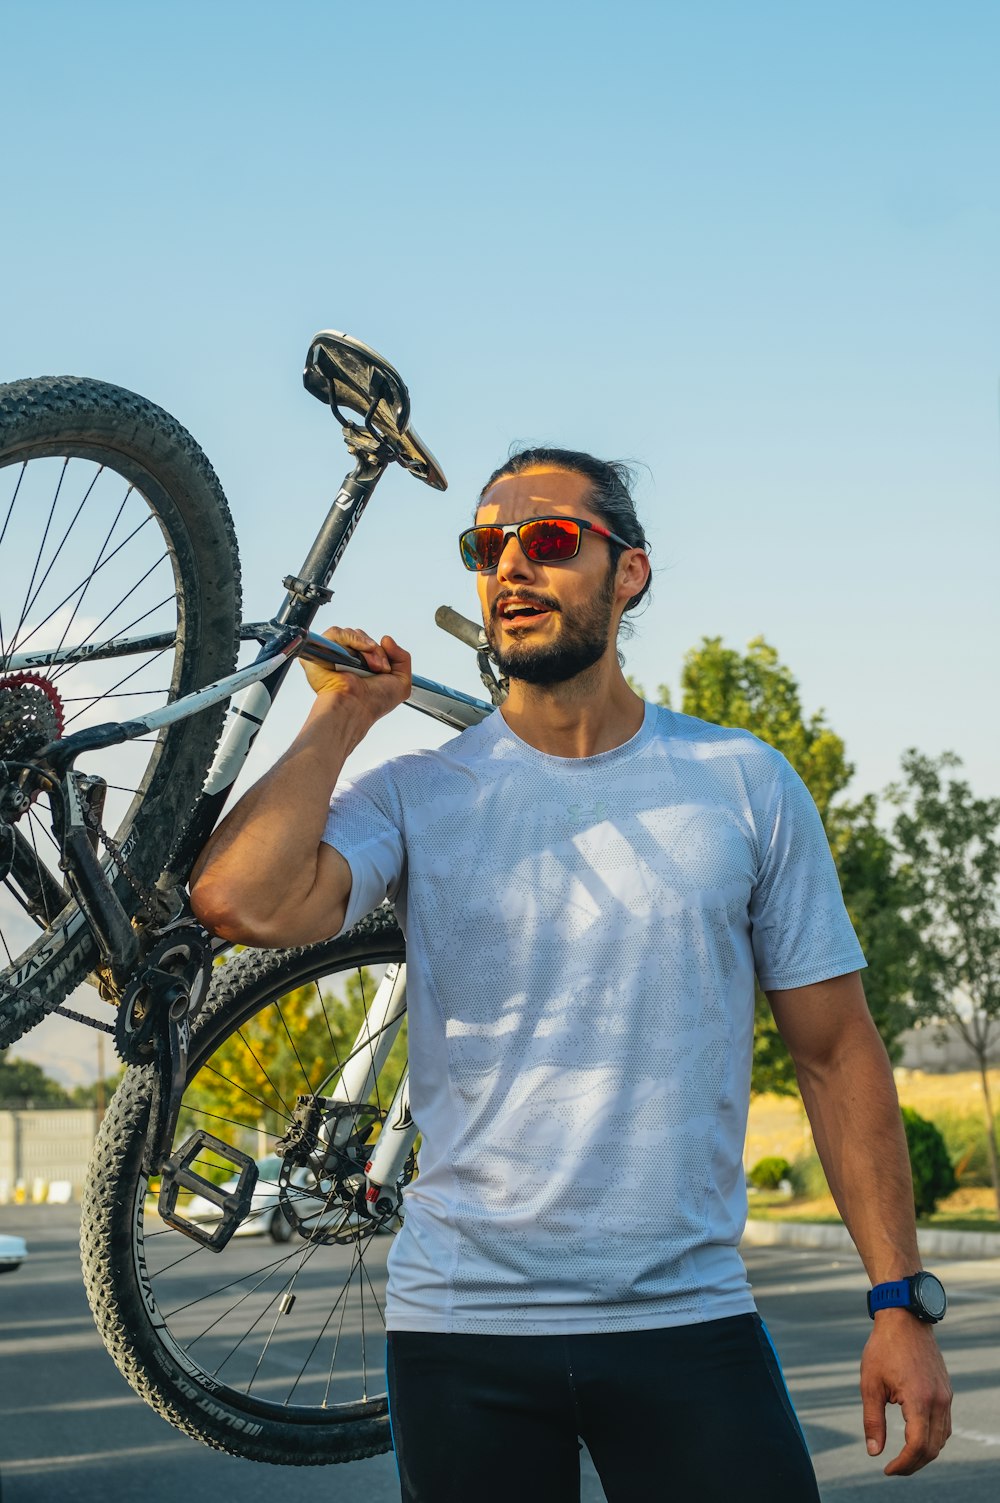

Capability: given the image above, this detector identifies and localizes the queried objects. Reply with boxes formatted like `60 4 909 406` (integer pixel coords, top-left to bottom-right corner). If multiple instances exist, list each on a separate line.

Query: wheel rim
0 447 186 982
133 943 410 1422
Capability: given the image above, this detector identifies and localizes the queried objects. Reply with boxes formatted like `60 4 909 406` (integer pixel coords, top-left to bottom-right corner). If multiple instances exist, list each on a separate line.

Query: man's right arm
189 628 410 948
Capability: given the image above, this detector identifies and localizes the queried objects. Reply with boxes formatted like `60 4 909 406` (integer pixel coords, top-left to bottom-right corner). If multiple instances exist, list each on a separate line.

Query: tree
675 636 852 822
180 966 408 1156
662 636 917 1093
901 1107 957 1218
826 794 921 1060
69 1070 126 1109
887 750 1000 1214
0 1051 71 1106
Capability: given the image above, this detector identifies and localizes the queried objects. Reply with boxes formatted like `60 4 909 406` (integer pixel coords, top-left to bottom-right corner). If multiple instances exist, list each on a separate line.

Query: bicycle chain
53 1002 115 1035
82 798 161 914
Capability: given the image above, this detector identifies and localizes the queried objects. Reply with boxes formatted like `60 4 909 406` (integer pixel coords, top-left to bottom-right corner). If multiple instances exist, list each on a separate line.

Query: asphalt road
1 1205 997 1502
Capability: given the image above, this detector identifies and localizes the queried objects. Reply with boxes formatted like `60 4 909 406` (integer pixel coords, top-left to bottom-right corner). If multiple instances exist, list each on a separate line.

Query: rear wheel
0 377 241 1043
81 908 410 1465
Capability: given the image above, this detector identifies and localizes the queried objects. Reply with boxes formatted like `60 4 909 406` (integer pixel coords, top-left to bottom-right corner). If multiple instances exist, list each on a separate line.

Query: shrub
901 1107 958 1217
933 1111 995 1187
788 1153 830 1200
748 1156 792 1190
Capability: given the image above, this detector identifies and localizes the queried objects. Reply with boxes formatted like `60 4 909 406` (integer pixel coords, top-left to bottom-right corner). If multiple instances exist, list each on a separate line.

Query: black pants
386 1315 821 1502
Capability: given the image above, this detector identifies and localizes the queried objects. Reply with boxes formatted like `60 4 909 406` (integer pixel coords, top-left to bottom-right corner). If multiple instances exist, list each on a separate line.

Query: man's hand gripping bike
0 333 502 1465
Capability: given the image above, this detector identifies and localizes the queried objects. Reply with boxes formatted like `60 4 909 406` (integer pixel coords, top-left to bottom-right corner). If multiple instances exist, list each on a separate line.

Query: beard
485 567 617 687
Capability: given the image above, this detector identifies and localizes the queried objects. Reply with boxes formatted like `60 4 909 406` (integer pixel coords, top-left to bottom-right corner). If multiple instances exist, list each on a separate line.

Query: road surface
1 1205 997 1501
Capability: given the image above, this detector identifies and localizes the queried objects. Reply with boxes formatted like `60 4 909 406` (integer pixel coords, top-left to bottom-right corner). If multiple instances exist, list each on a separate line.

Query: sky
4 0 999 1081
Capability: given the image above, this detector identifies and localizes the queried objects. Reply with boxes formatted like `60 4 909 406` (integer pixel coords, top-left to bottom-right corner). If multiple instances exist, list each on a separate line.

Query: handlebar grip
435 605 486 652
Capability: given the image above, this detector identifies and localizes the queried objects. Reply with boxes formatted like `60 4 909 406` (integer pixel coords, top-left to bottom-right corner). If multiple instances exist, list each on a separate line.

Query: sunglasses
459 515 635 572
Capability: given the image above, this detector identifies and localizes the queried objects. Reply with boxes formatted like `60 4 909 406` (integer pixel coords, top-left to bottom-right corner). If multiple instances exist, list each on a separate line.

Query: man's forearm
795 1020 921 1282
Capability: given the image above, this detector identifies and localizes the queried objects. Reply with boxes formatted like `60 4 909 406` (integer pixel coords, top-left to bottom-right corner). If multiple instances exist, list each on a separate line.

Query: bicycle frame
34 445 492 973
18 406 492 1200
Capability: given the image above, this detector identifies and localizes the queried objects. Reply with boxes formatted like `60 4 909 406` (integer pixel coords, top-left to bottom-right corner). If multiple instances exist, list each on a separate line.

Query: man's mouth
495 596 556 626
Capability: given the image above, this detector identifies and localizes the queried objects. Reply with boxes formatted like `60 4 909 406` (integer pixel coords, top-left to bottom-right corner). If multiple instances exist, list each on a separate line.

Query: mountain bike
0 332 504 1465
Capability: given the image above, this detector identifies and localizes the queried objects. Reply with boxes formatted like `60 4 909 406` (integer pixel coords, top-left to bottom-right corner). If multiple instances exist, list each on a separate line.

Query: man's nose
496 531 535 580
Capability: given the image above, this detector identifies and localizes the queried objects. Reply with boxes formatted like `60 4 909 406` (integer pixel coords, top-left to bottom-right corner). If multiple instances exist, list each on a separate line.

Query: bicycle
0 332 505 1465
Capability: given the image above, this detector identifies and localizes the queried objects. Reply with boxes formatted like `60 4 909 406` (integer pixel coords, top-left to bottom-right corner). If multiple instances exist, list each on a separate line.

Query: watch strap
867 1279 912 1318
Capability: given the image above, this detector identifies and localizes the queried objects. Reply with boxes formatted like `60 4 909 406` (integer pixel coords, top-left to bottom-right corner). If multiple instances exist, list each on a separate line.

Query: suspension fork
321 961 418 1214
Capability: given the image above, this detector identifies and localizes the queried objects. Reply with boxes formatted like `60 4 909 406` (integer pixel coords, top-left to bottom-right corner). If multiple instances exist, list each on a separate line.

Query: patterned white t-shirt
322 702 865 1333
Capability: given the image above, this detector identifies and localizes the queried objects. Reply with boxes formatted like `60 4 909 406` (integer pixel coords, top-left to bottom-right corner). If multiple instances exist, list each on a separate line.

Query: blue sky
5 1 999 1079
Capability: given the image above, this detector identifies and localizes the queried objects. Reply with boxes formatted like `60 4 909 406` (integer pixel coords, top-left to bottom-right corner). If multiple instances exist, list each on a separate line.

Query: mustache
491 590 560 621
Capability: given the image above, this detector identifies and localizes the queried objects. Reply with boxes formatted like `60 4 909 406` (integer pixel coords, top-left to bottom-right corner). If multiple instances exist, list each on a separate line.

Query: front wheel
81 908 408 1466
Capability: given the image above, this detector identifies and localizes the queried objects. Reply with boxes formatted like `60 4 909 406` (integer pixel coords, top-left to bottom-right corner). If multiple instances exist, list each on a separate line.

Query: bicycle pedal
157 1130 258 1252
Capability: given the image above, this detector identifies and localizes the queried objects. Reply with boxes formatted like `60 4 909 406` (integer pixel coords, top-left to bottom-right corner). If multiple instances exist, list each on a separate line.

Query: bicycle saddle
303 330 447 491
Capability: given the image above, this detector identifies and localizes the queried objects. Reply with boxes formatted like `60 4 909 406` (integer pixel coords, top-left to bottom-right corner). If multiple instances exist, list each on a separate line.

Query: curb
742 1218 1000 1260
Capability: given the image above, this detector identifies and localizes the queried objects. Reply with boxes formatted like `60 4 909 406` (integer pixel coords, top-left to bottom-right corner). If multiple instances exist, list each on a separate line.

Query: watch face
914 1272 947 1321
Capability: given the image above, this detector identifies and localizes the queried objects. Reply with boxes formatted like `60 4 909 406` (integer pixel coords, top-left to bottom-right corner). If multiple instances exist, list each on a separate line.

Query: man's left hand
860 1309 953 1475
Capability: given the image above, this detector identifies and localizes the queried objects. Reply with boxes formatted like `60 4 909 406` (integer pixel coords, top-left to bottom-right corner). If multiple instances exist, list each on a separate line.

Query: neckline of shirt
486 699 661 766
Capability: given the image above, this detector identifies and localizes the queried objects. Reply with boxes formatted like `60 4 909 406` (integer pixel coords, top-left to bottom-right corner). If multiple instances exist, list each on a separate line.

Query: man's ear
618 548 650 604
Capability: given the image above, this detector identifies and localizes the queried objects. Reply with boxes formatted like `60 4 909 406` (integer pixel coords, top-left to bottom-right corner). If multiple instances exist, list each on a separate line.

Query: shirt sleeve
749 756 866 991
321 768 406 935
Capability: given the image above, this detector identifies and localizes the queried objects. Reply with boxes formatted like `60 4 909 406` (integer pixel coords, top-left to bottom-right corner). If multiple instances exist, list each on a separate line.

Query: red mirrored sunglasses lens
519 519 581 561
460 519 584 570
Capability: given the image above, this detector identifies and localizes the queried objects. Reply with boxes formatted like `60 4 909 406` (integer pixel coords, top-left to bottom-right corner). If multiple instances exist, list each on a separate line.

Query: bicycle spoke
114 931 409 1436
10 510 156 661
12 459 67 653
47 570 170 687
0 462 28 658
20 463 104 628
48 475 136 663
60 640 173 726
274 999 316 1094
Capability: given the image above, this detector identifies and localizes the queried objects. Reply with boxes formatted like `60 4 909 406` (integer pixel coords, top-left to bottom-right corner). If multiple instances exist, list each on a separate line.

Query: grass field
745 1069 1000 1234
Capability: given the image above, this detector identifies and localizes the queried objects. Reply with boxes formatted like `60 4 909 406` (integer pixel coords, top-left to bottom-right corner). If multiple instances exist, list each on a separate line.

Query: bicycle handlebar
435 605 486 651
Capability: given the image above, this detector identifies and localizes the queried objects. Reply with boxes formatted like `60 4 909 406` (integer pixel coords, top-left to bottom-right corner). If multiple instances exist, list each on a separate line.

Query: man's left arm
767 972 953 1476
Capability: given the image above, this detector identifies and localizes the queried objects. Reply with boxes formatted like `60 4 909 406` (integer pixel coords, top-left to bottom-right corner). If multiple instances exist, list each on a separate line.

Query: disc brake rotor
276 1099 413 1246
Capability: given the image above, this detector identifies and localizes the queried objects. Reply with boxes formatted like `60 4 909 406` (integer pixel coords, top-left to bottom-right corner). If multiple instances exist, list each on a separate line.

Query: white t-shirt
322 702 865 1334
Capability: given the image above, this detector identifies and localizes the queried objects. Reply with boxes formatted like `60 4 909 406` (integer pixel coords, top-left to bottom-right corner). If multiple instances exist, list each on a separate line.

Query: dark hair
478 446 651 621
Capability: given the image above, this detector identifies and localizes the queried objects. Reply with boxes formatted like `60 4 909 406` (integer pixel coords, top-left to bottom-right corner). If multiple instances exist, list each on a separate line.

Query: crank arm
142 993 192 1176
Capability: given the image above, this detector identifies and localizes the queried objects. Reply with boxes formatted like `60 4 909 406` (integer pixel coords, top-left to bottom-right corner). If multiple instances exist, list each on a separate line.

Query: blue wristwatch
867 1272 947 1323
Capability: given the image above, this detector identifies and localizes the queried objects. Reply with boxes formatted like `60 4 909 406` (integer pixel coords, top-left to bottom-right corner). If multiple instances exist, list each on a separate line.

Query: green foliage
67 1070 127 1108
901 1106 957 1218
0 1051 71 1106
675 635 852 822
180 966 408 1156
888 750 1000 1209
788 1152 830 1199
933 1110 998 1188
751 990 799 1098
748 1155 791 1189
668 634 919 1090
671 636 857 1095
825 794 921 1060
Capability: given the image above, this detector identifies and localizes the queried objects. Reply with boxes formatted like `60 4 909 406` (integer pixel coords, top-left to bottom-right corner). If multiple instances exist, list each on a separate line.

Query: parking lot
1 1204 997 1501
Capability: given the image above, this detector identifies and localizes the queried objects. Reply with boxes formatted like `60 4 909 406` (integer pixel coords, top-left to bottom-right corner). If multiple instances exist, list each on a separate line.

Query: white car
183 1154 325 1243
0 1233 28 1272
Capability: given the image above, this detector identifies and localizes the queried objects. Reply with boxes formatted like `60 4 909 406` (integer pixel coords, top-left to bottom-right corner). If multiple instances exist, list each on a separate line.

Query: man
191 448 952 1501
